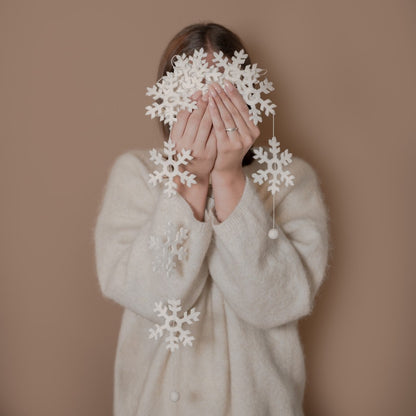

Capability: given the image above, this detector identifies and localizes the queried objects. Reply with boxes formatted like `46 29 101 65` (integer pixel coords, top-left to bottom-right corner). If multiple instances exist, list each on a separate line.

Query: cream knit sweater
93 146 330 416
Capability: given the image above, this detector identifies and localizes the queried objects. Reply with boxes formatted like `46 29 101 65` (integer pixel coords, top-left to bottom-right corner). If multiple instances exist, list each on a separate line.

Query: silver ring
225 126 238 133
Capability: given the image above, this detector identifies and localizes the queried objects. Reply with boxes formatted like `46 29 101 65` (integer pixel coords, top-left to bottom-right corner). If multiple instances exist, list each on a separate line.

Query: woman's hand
169 90 216 222
207 79 260 179
170 90 217 185
206 80 261 222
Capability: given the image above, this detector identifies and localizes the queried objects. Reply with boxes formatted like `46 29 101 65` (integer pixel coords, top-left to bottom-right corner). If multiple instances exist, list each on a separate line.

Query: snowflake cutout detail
148 137 197 197
148 299 200 352
252 136 295 194
211 49 276 125
148 221 189 278
145 47 276 129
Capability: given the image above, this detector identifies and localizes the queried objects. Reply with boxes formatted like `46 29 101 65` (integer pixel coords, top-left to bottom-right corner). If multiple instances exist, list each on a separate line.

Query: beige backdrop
1 0 415 415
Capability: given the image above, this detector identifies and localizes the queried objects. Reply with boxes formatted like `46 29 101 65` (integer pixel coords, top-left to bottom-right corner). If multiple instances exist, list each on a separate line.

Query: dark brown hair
155 22 254 166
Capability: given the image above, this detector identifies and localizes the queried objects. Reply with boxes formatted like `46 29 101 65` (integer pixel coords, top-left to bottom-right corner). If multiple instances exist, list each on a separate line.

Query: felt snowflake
211 50 276 125
145 47 276 129
148 221 189 278
148 298 200 352
148 137 197 197
252 136 295 194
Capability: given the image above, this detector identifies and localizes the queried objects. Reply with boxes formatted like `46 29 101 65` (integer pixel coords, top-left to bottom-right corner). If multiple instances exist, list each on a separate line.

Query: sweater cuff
159 189 212 234
208 175 274 238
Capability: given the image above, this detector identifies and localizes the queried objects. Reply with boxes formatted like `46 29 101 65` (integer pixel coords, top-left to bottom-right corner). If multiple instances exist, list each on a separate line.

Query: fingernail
191 90 201 100
213 83 222 94
224 79 233 91
202 92 208 102
209 85 217 97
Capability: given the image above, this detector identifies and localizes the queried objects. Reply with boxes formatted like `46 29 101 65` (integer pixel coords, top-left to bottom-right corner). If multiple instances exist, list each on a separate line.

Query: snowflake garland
252 136 295 195
148 299 200 352
148 137 197 197
251 133 295 240
145 47 276 129
148 221 189 278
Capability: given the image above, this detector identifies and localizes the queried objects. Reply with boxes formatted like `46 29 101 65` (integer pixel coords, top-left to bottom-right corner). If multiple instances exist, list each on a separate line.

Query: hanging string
272 111 275 229
169 348 180 403
268 112 279 239
167 279 180 403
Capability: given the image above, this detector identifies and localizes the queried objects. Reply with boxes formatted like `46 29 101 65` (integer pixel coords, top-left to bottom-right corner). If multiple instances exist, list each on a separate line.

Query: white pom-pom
268 228 279 239
170 390 180 402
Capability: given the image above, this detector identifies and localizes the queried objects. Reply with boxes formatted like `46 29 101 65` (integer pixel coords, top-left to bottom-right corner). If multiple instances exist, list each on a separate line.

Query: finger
171 90 201 142
209 83 240 142
213 81 252 143
182 96 208 146
171 109 192 140
205 126 217 153
223 79 260 138
193 104 213 153
207 94 229 142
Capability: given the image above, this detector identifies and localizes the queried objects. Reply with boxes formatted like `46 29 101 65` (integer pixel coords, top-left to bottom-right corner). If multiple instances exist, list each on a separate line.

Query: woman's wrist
173 175 210 222
211 168 246 223
210 167 245 188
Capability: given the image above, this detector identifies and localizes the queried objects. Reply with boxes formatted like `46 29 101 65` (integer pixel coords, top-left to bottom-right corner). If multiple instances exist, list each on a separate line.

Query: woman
94 22 330 416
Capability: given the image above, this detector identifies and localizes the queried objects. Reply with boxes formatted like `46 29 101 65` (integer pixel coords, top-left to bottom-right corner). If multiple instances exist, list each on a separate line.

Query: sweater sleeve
206 159 330 329
93 151 213 323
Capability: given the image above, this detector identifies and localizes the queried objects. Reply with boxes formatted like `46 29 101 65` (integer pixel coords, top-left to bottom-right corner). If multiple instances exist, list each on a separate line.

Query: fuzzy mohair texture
93 147 330 416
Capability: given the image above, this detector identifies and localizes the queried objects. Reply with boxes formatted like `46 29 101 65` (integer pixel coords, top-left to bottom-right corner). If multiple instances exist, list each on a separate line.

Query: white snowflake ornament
252 136 295 195
148 137 197 197
148 299 200 352
211 50 276 125
145 47 276 129
252 133 296 239
148 221 189 278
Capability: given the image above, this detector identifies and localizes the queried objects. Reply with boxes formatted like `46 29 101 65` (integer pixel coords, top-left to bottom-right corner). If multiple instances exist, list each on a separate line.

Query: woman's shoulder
244 153 322 205
112 147 159 173
245 153 319 181
101 147 164 202
288 155 321 188
107 146 169 192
